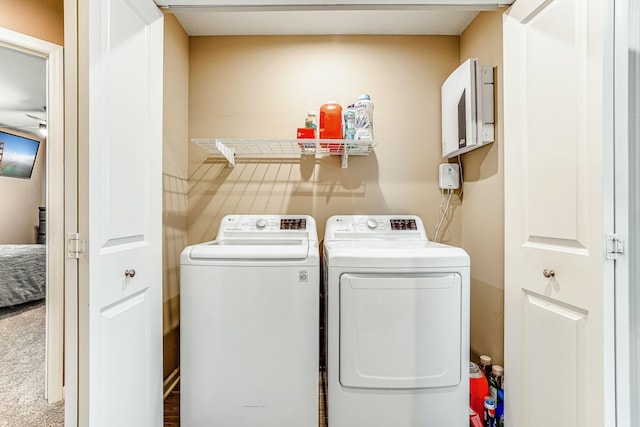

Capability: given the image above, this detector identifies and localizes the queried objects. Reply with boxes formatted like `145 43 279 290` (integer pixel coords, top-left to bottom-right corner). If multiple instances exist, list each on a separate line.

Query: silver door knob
543 269 555 278
125 269 136 278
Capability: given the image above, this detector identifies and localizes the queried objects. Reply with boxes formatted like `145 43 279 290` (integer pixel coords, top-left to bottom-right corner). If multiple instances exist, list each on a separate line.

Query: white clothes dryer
323 215 470 427
181 215 319 427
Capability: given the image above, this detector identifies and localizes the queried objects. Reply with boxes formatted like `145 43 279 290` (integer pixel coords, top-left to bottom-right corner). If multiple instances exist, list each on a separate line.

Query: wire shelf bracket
192 138 378 169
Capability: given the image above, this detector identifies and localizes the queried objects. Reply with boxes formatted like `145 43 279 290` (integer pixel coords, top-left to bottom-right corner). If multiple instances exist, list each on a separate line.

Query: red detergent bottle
470 362 489 421
319 101 343 152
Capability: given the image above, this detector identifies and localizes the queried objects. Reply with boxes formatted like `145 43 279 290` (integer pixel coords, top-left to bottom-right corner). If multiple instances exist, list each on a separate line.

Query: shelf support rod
215 140 236 168
341 150 349 168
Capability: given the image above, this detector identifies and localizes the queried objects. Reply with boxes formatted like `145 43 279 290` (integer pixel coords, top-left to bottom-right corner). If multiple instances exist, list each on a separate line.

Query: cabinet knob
543 269 555 278
125 268 136 278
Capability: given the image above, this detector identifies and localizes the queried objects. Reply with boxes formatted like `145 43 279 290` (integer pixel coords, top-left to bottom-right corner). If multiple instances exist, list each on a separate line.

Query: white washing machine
323 215 470 427
180 214 319 427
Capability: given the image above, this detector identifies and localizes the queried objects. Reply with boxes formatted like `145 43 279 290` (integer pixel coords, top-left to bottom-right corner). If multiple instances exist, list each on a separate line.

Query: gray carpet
0 300 64 427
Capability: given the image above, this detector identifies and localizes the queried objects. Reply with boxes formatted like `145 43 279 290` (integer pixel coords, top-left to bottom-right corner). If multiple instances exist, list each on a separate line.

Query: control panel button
256 218 268 229
366 219 378 229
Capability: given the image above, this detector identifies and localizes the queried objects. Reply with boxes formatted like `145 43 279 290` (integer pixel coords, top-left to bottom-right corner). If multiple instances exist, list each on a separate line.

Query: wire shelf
192 138 378 168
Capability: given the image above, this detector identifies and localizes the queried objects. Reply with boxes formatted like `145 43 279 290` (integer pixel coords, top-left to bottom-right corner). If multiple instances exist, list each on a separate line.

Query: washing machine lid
187 238 310 260
182 214 319 263
325 240 469 268
339 272 462 389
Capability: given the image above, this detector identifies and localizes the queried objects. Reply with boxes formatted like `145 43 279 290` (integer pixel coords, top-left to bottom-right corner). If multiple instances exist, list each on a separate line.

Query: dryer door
339 272 462 389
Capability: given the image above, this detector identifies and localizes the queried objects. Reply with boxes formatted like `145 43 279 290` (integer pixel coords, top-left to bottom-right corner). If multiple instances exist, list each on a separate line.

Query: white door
339 273 462 389
503 1 609 426
77 0 163 425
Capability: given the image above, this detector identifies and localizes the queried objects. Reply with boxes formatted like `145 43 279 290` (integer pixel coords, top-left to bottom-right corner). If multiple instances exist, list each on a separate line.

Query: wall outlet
439 163 460 190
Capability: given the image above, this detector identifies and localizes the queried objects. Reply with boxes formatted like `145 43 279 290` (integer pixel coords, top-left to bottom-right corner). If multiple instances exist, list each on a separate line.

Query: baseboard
163 368 180 399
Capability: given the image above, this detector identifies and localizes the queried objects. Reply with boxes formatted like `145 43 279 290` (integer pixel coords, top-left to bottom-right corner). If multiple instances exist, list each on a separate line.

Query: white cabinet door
79 0 164 425
503 0 607 426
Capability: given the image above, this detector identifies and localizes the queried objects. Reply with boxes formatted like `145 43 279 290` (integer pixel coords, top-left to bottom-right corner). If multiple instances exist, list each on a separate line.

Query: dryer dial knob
367 219 378 230
256 218 268 229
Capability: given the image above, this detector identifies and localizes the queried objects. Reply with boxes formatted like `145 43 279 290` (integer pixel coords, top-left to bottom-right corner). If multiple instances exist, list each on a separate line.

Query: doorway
0 26 65 421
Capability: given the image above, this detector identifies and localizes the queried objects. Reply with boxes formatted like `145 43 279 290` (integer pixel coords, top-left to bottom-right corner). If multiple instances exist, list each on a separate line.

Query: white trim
63 1 79 425
603 2 617 427
45 33 65 406
615 0 640 426
614 0 635 426
630 1 640 422
613 0 640 425
0 27 66 405
154 0 512 8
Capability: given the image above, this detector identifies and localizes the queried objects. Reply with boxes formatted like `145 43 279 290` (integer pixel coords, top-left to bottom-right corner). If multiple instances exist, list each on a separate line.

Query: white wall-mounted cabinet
154 0 514 36
155 0 511 7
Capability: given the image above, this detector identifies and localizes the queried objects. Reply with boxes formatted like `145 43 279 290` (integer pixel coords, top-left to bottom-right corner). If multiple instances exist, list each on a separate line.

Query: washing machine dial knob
366 219 378 230
256 218 268 229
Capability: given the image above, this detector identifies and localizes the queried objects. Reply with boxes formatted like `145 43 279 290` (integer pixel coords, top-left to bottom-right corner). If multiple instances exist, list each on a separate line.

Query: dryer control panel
324 215 428 240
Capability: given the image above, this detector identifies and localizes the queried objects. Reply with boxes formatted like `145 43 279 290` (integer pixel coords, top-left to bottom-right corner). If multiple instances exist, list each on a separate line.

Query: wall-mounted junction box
441 58 495 159
439 163 460 190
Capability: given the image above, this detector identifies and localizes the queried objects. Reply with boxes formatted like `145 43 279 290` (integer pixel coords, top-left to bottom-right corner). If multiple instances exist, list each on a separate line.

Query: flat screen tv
0 129 40 179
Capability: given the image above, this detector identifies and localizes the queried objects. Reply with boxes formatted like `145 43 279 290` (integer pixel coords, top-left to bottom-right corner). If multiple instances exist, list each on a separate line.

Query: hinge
67 232 86 259
606 233 624 260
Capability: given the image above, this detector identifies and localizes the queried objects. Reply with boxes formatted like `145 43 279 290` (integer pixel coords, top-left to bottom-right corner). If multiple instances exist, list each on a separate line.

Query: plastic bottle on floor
479 354 492 378
469 362 489 421
489 365 503 403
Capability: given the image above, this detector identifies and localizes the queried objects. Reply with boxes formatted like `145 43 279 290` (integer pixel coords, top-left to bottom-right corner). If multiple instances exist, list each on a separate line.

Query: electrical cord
452 155 464 201
433 156 464 242
433 188 453 242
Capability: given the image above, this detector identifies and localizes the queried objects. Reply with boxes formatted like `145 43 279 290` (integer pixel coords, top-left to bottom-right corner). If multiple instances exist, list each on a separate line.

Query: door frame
63 1 79 425
603 0 617 424
0 27 65 404
613 0 639 425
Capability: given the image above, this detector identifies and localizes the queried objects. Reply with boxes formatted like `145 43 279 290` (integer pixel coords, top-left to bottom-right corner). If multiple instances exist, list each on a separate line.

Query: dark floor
163 382 180 427
164 372 327 427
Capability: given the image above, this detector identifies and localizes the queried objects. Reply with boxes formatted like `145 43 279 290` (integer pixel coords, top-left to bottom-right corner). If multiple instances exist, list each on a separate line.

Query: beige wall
460 10 505 366
162 13 189 383
0 130 46 243
188 35 462 244
185 19 505 373
0 0 64 46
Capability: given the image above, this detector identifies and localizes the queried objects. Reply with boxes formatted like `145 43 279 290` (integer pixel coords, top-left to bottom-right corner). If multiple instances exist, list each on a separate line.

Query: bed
0 244 46 308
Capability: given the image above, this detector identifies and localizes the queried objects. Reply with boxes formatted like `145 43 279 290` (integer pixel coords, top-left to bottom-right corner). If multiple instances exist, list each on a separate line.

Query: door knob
125 269 136 278
543 269 555 278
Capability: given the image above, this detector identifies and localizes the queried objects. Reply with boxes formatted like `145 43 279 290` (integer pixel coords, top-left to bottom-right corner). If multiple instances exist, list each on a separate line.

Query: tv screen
0 129 40 179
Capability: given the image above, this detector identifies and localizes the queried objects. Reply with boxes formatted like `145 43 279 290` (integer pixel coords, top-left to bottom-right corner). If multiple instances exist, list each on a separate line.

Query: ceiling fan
0 107 47 138
26 106 47 136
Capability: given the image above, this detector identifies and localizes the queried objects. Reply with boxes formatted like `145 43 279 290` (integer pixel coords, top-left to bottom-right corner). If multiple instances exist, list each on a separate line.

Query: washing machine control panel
217 215 313 236
324 215 427 240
